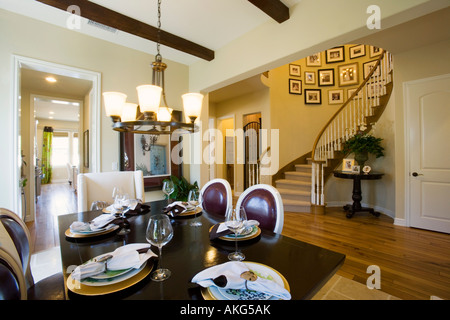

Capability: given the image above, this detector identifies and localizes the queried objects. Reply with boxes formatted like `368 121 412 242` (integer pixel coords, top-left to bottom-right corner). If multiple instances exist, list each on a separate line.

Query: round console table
333 170 384 219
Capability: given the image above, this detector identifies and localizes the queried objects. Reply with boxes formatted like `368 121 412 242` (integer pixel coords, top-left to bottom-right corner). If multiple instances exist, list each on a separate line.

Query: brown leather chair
0 247 27 300
235 184 284 234
0 208 65 300
200 179 232 217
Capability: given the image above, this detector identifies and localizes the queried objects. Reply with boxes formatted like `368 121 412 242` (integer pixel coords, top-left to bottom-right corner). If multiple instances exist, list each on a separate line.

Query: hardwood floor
26 184 450 300
26 183 77 253
282 209 450 300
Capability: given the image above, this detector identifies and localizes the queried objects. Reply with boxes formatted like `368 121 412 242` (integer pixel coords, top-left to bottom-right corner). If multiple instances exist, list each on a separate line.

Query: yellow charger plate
67 260 153 296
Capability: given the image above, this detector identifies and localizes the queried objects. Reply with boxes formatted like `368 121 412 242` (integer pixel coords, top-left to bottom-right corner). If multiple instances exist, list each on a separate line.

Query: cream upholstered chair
200 179 232 218
235 184 284 234
77 171 145 212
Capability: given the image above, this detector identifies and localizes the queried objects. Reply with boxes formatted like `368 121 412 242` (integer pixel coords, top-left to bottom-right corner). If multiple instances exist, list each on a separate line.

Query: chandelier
102 0 203 135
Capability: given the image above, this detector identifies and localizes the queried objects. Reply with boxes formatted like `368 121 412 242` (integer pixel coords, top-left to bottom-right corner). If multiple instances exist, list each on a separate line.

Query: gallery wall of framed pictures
287 44 381 106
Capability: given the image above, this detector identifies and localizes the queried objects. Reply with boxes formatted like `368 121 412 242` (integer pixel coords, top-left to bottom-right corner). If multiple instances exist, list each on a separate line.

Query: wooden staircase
274 49 394 213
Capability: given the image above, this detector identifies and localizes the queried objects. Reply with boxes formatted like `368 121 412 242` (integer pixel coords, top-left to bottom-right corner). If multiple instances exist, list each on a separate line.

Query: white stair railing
311 50 393 207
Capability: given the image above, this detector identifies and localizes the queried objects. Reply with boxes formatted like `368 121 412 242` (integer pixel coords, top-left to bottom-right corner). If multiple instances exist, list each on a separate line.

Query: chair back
77 171 145 212
0 208 33 287
0 248 27 300
236 184 284 234
200 179 232 217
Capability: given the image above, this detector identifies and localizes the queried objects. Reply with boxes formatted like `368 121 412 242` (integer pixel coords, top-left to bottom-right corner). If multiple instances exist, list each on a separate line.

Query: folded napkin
209 220 260 240
191 261 291 300
163 201 195 217
105 201 149 215
71 243 157 281
69 214 118 233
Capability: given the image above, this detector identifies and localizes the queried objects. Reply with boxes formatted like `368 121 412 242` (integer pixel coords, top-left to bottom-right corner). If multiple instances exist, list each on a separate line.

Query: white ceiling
0 0 301 66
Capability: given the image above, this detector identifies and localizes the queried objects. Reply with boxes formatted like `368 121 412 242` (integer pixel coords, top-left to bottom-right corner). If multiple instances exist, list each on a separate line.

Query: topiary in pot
342 131 384 167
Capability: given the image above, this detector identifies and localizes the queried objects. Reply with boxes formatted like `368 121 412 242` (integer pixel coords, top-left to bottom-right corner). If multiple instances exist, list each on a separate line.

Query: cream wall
212 86 270 193
268 45 377 169
0 9 189 211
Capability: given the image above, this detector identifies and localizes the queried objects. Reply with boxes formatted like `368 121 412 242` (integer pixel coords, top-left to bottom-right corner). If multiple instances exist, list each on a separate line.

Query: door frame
403 73 450 229
11 55 101 220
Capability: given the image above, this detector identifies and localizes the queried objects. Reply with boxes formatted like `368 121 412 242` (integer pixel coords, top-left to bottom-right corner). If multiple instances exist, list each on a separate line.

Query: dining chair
235 184 284 234
77 170 145 212
0 208 65 300
200 178 232 217
0 247 27 300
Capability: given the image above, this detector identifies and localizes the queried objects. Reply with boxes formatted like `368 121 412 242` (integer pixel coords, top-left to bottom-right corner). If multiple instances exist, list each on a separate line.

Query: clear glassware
116 193 130 235
146 214 174 281
188 189 202 227
162 180 175 203
225 206 247 261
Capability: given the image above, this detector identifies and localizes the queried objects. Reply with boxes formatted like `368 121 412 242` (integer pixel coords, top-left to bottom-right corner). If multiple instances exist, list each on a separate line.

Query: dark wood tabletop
57 200 345 300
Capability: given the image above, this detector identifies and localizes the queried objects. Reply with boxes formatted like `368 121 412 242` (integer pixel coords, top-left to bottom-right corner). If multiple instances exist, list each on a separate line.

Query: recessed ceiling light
49 111 55 115
45 76 57 83
51 100 70 105
49 116 54 119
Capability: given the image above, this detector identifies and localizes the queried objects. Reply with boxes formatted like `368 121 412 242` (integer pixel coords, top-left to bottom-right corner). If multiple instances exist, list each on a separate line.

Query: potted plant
163 175 198 202
342 131 384 167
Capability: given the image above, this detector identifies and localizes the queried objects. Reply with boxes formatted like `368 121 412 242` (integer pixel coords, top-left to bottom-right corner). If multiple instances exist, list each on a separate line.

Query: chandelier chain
156 0 162 58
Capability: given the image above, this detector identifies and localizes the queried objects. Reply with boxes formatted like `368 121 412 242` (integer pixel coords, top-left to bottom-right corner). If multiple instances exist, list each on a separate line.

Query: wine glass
188 189 202 227
162 180 175 204
146 214 174 281
116 193 131 235
225 206 247 261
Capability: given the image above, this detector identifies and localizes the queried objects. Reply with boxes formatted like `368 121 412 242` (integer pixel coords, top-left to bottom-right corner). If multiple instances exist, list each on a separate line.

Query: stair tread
276 179 310 186
285 171 311 176
277 188 310 195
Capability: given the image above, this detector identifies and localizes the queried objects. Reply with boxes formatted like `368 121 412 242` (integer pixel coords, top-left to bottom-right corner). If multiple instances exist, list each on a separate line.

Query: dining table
57 199 345 303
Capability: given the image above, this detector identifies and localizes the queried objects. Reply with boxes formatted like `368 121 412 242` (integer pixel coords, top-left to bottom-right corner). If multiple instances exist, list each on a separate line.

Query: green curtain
41 126 53 184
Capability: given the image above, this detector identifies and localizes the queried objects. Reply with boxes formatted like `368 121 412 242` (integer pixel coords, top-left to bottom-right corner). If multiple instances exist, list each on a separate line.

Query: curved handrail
311 49 386 161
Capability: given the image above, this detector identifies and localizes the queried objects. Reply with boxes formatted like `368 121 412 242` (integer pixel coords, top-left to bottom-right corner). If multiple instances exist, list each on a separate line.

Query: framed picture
83 130 89 168
363 60 380 78
304 71 316 84
370 46 382 58
304 89 321 104
338 63 359 86
134 134 171 178
326 46 345 63
328 89 344 104
289 64 301 77
352 165 361 174
342 158 354 172
306 52 321 67
289 79 302 95
318 69 334 86
349 44 366 59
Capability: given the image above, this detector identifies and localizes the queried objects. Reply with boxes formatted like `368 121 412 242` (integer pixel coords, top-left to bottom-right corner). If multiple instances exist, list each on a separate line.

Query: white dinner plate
203 262 290 300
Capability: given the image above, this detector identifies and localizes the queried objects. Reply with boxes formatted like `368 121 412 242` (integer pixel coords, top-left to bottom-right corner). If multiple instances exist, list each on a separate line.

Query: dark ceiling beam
248 0 290 23
36 0 215 61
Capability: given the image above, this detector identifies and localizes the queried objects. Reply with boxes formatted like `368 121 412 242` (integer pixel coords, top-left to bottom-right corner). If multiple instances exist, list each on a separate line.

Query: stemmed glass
188 189 202 227
146 214 174 281
162 180 175 204
225 206 247 261
115 192 130 235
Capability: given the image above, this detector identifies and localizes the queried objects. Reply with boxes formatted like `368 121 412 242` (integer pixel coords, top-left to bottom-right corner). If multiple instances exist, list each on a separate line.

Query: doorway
405 73 450 234
12 55 101 221
243 113 261 189
217 116 235 189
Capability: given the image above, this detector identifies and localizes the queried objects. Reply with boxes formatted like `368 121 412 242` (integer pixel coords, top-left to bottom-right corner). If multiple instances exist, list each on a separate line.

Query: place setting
162 183 203 226
66 243 157 296
66 188 148 239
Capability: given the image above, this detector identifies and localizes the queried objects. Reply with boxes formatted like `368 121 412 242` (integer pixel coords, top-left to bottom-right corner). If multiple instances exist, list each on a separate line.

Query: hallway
26 182 77 253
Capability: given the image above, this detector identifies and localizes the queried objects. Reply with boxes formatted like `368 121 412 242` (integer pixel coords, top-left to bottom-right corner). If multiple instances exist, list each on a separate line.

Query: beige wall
268 45 377 169
0 9 189 212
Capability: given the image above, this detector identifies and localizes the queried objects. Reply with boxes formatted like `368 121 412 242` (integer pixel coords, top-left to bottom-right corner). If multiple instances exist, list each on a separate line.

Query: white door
406 74 450 234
